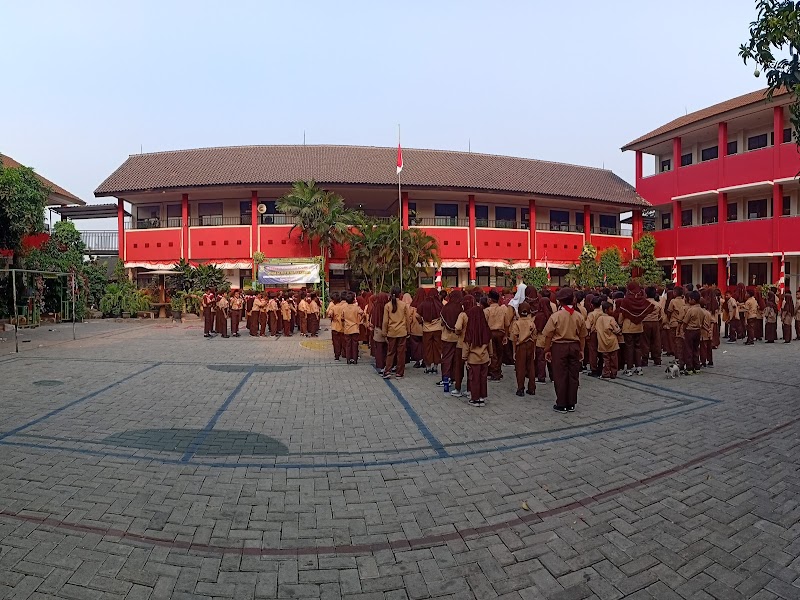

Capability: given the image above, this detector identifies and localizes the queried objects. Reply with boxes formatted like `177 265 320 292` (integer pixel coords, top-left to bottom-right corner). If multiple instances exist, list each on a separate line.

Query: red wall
475 229 529 261
676 161 719 196
777 143 800 177
413 227 469 260
637 172 674 206
779 217 800 253
652 230 676 258
189 225 251 260
259 225 321 259
591 234 633 259
725 220 773 255
677 225 719 256
536 231 584 263
126 229 181 262
724 148 774 188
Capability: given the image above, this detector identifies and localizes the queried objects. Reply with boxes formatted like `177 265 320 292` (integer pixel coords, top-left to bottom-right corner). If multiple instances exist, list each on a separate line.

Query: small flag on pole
603 271 607 287
726 254 731 288
672 258 678 285
396 144 403 175
545 254 551 285
435 268 442 292
779 252 786 296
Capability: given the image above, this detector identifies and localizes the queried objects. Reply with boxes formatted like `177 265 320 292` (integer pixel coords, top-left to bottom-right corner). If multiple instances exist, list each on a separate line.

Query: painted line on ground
2 416 795 557
179 365 257 462
383 378 448 457
0 363 162 441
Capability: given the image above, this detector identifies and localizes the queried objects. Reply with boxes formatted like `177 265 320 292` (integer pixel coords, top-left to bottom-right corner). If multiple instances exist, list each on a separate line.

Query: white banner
257 263 320 285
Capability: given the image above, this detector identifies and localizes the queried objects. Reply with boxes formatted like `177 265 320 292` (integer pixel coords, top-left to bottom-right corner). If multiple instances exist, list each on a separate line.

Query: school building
94 145 648 290
623 87 800 292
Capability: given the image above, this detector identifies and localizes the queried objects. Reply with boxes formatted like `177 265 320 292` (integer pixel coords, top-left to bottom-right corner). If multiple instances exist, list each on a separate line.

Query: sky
2 0 764 229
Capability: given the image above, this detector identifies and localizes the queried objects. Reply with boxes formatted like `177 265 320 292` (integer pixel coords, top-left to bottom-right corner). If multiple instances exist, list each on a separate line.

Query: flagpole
398 124 403 292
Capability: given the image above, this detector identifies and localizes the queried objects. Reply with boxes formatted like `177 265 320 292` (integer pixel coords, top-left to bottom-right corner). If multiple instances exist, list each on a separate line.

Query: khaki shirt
642 299 664 323
682 304 704 330
267 299 278 312
455 312 469 349
382 300 410 338
462 343 491 365
542 308 587 352
422 317 442 333
585 308 603 333
327 302 345 333
342 303 363 335
306 300 320 316
216 297 229 310
484 304 508 332
618 314 644 334
230 296 244 310
726 297 738 320
281 301 294 320
408 306 423 336
668 297 687 328
701 310 714 341
744 297 759 320
440 313 460 343
595 313 621 353
252 298 266 312
298 299 309 314
509 316 536 346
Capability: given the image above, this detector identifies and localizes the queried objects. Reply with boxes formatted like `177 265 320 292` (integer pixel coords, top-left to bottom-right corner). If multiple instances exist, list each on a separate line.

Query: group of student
722 284 800 345
200 288 321 338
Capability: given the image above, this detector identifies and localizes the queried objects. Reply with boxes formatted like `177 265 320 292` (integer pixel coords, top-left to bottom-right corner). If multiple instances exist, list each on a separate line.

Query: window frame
700 205 718 225
680 153 693 167
747 199 768 220
747 133 769 151
700 146 718 162
681 208 693 227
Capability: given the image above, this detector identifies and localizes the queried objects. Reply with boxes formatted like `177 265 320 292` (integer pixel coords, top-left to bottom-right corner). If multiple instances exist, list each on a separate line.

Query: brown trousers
755 318 764 340
663 326 674 354
783 323 793 342
551 341 581 408
587 332 599 373
700 339 713 365
441 341 457 380
489 330 505 379
641 322 662 365
671 327 684 366
385 337 406 376
215 309 228 337
307 313 320 335
453 350 465 391
230 309 241 335
514 340 536 393
422 330 442 366
684 329 701 370
249 311 260 336
345 333 359 362
467 362 488 402
535 345 553 381
712 320 720 347
765 321 777 342
503 339 515 366
602 351 618 378
746 317 757 344
408 335 423 362
267 312 276 336
283 318 292 336
331 330 343 359
299 312 307 335
374 340 387 371
623 332 642 370
203 307 214 335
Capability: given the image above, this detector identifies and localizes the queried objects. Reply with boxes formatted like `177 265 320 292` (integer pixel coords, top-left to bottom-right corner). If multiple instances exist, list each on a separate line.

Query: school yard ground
0 319 798 600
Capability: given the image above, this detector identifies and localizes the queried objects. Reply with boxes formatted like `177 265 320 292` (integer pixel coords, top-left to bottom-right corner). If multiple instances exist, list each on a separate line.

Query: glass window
476 266 490 287
784 128 792 143
661 212 672 230
747 134 769 151
701 206 718 224
407 202 419 225
701 263 717 285
239 201 252 225
494 206 516 228
198 202 223 226
475 205 489 227
747 199 768 219
442 268 458 288
680 265 693 285
681 209 693 227
701 146 718 161
575 212 584 232
598 215 617 234
729 262 738 285
748 262 768 286
727 203 738 222
783 196 792 216
549 210 570 231
660 159 671 172
137 205 160 228
166 204 182 227
434 203 458 226
727 140 738 155
521 208 530 229
680 153 693 166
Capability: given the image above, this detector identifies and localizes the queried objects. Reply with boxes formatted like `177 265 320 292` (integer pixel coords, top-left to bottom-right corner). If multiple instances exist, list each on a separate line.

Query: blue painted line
607 377 723 404
0 363 162 441
384 379 448 457
179 366 256 463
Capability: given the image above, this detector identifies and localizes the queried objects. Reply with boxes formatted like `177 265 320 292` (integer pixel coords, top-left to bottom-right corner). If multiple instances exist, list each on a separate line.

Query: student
681 291 703 374
641 286 664 367
744 288 759 345
780 292 794 343
451 294 474 398
666 286 687 367
616 282 654 376
699 299 714 367
764 292 778 343
509 301 536 397
215 292 230 338
418 290 443 375
250 292 264 336
462 305 492 407
795 289 800 340
754 288 766 341
229 289 243 337
596 301 621 379
202 288 216 337
584 296 604 377
297 292 309 336
326 292 344 360
266 293 278 337
408 290 426 368
370 292 390 375
306 293 321 336
439 291 464 389
342 292 364 364
381 287 410 379
484 290 508 382
724 290 739 343
534 293 554 383
543 287 588 413
281 294 295 337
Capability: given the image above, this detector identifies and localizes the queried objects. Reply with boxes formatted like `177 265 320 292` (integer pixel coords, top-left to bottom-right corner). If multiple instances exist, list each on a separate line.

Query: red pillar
181 193 189 260
251 190 259 252
401 191 409 230
468 194 476 284
672 137 681 172
632 209 643 243
635 151 642 183
717 258 727 291
528 198 536 267
117 198 125 263
583 204 592 246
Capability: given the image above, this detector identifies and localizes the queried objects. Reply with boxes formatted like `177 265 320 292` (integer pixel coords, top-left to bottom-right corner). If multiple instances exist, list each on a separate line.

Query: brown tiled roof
0 153 85 206
94 145 648 208
621 87 790 151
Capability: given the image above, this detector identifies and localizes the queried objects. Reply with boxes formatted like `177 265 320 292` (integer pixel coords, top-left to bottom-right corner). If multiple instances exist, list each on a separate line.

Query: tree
0 160 50 264
739 0 800 144
630 233 667 286
567 243 600 288
598 247 629 287
498 265 550 290
277 181 355 256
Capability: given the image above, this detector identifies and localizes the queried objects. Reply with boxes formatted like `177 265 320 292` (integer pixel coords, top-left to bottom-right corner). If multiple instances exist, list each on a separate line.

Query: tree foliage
567 243 600 288
630 233 667 286
0 160 50 259
170 259 229 293
498 265 550 290
598 247 630 286
739 0 800 144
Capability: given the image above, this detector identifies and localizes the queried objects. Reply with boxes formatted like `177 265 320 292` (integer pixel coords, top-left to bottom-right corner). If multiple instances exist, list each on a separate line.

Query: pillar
583 204 592 246
674 259 681 286
251 191 259 282
181 193 189 260
672 200 681 267
717 191 726 261
635 151 642 183
717 257 727 291
672 137 681 171
401 191 409 230
529 198 536 267
774 106 784 166
632 209 643 243
468 194 476 284
773 183 782 251
117 198 125 263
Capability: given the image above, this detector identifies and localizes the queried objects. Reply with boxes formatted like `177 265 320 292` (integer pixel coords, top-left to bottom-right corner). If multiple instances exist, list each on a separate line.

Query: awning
476 260 531 269
440 261 470 269
125 260 251 270
54 203 130 219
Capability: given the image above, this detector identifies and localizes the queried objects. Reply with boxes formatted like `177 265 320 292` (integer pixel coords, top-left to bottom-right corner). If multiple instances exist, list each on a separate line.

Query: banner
257 262 320 285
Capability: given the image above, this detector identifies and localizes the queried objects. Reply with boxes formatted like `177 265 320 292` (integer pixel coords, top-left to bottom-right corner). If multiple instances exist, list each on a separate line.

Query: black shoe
567 406 576 412
436 380 445 387
516 389 525 397
468 399 485 407
526 390 536 396
414 362 424 369
553 405 569 413
537 378 546 384
203 334 211 338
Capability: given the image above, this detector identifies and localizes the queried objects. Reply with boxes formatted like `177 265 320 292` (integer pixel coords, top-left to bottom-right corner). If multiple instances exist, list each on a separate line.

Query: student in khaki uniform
326 293 344 360
744 289 759 345
795 290 800 340
724 290 739 343
780 293 794 343
382 287 410 379
484 290 508 381
306 293 321 336
408 291 425 368
764 292 778 343
229 290 244 337
439 291 464 388
616 282 654 376
342 292 364 364
418 290 443 375
641 286 664 367
681 291 704 373
462 305 493 407
202 288 216 337
509 302 537 397
215 292 230 338
584 296 604 377
297 292 309 336
369 292 389 374
281 295 295 337
451 295 475 398
543 287 588 413
596 301 621 379
266 293 279 336
699 299 714 367
667 287 687 368
534 293 554 383
250 293 264 336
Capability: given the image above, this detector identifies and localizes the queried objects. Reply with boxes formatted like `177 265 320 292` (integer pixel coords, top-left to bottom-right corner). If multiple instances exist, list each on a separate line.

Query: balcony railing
188 216 252 227
81 230 118 254
476 220 528 229
536 222 584 233
257 214 296 225
590 226 623 236
412 217 469 227
126 218 183 229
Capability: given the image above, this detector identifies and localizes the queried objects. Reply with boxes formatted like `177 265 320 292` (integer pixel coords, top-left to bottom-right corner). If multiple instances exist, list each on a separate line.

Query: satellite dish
257 204 267 214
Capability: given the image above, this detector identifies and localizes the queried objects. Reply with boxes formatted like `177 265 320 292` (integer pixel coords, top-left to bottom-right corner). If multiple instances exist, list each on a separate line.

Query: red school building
623 87 800 291
94 145 648 290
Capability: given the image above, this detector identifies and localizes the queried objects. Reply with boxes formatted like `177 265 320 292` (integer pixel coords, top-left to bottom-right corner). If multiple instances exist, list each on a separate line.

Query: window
660 159 671 172
442 268 458 289
681 209 693 227
239 201 252 225
701 146 718 161
783 196 791 217
729 262 738 285
747 133 769 151
701 263 717 286
747 199 768 219
575 211 584 232
476 266 490 287
198 202 223 225
407 202 419 225
598 215 617 234
475 205 489 227
137 205 160 228
727 203 738 222
701 206 718 225
549 210 570 231
434 203 458 226
494 206 516 228
784 128 792 143
661 212 672 230
680 153 693 166
521 208 530 229
727 140 738 155
166 204 182 227
748 262 768 286
681 265 693 285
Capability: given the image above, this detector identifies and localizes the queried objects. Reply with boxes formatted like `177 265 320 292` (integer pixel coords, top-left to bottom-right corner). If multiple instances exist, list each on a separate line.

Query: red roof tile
0 153 85 206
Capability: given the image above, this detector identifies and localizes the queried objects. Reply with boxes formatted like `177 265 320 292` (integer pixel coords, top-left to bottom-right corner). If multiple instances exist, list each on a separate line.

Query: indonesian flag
779 252 786 296
672 258 678 284
726 254 731 287
435 268 442 292
545 254 551 285
396 144 403 175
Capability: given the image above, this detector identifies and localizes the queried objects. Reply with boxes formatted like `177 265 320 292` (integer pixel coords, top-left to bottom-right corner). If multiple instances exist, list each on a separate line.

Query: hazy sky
2 0 763 224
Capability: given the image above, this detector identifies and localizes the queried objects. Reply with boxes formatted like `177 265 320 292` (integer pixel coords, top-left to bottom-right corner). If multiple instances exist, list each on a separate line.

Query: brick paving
0 318 798 599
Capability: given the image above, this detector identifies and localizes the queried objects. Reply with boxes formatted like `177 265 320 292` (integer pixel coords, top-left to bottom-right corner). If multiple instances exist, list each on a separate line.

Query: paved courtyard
0 318 798 600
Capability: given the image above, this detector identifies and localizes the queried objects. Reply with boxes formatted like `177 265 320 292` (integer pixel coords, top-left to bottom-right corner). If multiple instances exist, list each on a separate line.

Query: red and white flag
435 268 442 292
396 144 403 175
545 254 551 285
779 252 786 296
672 258 678 284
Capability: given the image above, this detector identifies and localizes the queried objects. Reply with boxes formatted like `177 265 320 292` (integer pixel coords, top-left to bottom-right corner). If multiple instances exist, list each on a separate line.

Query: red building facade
623 88 800 291
95 145 646 289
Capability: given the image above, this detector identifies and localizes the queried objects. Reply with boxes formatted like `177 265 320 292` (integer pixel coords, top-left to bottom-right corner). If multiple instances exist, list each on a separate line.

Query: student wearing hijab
462 305 492 407
418 289 443 375
744 288 759 345
764 292 778 343
369 292 390 374
534 292 554 383
451 294 474 398
596 301 622 379
439 290 464 389
342 292 364 364
754 288 766 341
509 301 537 397
306 293 321 336
484 290 509 381
640 286 664 367
699 298 715 368
326 292 344 360
381 287 410 378
617 282 655 376
681 291 704 373
584 296 604 377
780 292 795 343
543 287 587 413
408 290 426 368
666 287 687 369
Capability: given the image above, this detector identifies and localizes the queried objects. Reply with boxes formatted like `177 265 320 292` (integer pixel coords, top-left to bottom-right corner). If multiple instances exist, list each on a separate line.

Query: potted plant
170 292 186 322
